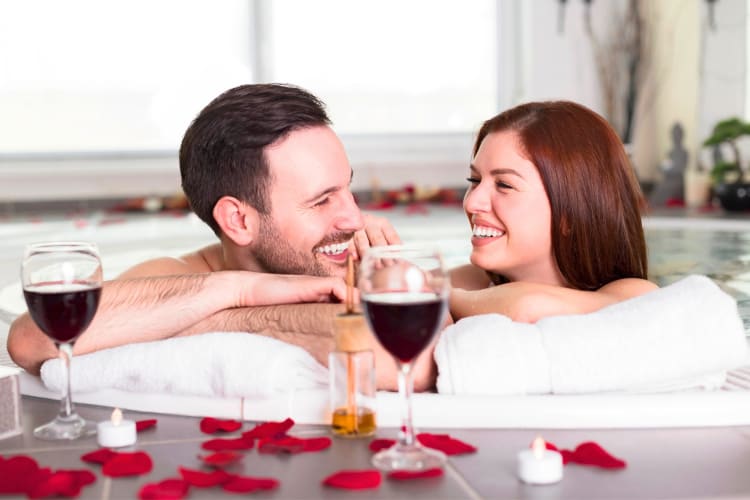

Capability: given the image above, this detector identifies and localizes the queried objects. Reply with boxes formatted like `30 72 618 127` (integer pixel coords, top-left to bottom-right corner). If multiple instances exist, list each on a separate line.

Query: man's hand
350 213 401 261
245 273 356 305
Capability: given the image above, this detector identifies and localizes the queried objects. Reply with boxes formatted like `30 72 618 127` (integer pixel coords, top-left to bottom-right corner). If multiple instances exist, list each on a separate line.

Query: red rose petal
102 451 153 477
201 436 254 451
136 419 158 432
568 442 627 469
198 451 243 468
257 435 331 454
417 433 477 455
200 417 242 434
178 467 232 487
388 468 444 481
53 470 97 496
222 475 279 493
323 470 381 490
81 448 118 465
242 418 294 440
28 470 72 499
369 439 395 453
138 478 190 500
0 455 41 493
257 436 305 454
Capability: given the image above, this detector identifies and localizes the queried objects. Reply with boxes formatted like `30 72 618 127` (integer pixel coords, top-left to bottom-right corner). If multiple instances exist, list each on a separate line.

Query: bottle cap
334 312 372 352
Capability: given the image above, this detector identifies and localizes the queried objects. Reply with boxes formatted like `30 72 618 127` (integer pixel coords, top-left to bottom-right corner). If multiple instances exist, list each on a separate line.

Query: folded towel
435 275 749 395
41 332 328 397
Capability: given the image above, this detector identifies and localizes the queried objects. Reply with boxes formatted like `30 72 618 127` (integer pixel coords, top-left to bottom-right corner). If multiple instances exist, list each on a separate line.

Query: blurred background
0 0 743 211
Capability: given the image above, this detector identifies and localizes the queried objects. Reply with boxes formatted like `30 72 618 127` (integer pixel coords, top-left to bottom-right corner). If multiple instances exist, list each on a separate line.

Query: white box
0 366 22 440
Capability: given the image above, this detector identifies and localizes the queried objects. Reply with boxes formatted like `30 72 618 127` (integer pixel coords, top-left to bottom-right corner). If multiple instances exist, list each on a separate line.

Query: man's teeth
472 225 504 238
316 241 350 255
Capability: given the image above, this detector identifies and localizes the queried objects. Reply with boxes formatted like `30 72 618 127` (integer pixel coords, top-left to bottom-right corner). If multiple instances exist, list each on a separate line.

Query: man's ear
213 196 259 246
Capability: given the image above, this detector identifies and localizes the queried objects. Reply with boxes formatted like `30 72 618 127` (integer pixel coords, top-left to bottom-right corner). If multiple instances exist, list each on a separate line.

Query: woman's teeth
472 225 504 238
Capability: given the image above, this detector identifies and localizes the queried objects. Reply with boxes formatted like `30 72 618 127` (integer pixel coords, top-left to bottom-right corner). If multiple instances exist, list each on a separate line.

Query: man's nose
336 191 365 232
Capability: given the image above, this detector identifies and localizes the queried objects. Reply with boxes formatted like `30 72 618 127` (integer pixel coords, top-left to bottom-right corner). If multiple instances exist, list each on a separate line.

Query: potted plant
703 117 750 211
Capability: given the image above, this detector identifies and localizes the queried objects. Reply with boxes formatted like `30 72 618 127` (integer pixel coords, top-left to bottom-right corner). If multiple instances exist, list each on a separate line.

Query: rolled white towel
435 275 748 395
41 332 328 398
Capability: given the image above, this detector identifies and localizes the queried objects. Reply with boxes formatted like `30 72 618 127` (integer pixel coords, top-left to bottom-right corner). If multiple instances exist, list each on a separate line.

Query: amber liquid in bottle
331 406 377 437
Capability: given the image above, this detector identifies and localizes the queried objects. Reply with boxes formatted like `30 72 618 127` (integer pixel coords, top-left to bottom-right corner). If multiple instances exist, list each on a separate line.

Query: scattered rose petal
138 478 190 500
0 455 41 493
136 419 158 432
178 467 232 487
242 418 295 440
222 475 279 494
417 433 477 455
199 451 243 468
369 439 395 453
202 437 254 452
81 448 117 465
200 417 242 434
323 470 381 490
566 442 627 469
545 440 626 469
368 435 476 456
257 436 331 454
388 468 444 481
28 469 96 499
102 451 153 477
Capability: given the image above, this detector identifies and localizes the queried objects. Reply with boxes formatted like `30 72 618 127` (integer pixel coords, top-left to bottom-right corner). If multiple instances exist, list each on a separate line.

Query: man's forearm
8 272 243 373
179 303 345 365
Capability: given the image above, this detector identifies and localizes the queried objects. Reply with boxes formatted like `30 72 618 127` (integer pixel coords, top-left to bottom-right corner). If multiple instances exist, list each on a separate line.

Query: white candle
97 408 137 448
517 436 563 485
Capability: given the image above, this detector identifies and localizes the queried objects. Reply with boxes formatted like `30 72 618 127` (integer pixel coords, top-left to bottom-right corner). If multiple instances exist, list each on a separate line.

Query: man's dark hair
179 83 331 236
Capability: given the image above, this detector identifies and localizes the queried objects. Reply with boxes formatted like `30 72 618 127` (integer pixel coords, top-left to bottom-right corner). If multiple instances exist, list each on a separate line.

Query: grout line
445 460 484 500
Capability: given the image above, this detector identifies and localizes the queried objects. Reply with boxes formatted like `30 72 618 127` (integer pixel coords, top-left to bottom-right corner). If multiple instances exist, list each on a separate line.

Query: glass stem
397 362 416 447
58 342 74 419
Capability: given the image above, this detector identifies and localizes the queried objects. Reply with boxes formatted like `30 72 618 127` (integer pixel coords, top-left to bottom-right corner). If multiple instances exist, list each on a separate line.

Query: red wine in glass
359 244 449 472
363 292 445 363
21 241 103 440
24 283 101 344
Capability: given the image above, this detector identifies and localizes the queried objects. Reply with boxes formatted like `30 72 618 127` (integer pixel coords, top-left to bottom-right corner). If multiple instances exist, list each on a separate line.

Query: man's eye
466 177 480 185
313 197 330 208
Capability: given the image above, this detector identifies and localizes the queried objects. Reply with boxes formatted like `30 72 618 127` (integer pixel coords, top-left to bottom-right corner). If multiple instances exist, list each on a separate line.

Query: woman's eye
466 177 480 185
495 181 512 190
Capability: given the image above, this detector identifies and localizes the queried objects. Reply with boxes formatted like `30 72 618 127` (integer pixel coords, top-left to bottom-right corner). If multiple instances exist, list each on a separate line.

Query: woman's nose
463 183 490 214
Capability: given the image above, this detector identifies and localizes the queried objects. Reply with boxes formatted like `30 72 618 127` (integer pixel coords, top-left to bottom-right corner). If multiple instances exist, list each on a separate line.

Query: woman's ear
213 196 259 246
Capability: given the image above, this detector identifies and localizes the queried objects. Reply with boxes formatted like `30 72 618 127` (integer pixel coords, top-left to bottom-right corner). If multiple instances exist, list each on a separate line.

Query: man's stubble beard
251 215 333 277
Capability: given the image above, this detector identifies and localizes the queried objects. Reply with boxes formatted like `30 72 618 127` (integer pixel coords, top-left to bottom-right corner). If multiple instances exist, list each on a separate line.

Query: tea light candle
518 436 563 485
97 408 136 448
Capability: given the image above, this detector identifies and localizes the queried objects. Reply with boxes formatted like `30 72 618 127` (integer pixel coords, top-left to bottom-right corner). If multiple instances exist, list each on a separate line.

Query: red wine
363 292 446 363
24 283 101 344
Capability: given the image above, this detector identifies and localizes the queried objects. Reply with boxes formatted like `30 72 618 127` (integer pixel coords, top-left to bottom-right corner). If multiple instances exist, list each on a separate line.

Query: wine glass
359 244 449 471
21 241 103 440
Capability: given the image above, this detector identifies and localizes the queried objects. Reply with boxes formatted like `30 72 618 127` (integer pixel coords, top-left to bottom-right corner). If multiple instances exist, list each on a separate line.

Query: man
8 84 435 390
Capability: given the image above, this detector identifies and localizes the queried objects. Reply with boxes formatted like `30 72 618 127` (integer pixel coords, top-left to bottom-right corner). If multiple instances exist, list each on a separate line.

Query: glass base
33 413 96 441
372 442 446 472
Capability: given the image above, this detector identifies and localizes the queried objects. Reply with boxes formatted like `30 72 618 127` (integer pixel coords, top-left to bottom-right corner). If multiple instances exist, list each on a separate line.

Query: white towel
41 332 328 397
435 275 749 395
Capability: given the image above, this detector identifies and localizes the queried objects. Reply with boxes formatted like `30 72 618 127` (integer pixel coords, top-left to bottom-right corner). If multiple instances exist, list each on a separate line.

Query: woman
450 100 657 322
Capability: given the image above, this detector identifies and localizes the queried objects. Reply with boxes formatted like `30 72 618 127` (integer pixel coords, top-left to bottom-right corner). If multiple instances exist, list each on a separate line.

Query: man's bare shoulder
116 243 225 279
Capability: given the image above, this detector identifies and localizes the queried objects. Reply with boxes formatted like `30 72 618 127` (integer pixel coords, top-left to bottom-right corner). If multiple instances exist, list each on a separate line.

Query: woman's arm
450 278 658 323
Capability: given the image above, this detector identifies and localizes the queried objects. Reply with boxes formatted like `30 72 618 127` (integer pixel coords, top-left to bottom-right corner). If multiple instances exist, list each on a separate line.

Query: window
0 0 502 199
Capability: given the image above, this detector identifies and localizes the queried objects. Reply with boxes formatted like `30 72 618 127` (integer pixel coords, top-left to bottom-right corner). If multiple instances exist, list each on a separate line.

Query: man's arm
7 271 349 374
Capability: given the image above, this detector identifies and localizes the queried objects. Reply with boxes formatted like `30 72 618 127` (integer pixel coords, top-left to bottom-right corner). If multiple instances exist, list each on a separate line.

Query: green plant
703 117 750 184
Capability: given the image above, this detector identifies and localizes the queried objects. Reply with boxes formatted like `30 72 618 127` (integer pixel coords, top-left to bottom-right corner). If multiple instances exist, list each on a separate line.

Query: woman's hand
350 213 401 261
